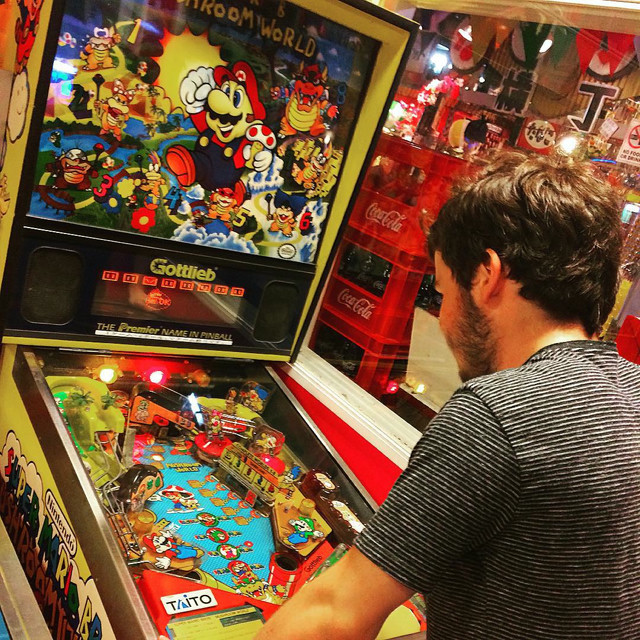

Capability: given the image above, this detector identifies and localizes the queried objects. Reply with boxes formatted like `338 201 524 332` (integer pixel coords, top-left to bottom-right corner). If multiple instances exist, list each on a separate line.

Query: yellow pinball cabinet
0 0 420 637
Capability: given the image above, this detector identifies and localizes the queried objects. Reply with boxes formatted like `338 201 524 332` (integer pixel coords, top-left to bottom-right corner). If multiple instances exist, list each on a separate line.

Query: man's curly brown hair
427 152 623 335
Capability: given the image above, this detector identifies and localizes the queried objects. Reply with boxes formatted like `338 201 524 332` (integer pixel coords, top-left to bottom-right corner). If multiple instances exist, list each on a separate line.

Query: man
255 153 640 639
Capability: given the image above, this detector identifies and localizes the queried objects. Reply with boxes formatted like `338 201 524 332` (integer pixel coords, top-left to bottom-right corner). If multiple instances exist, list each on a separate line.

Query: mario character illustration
14 0 45 73
80 27 121 71
96 79 135 141
143 530 200 570
279 63 338 137
239 382 269 413
218 543 240 560
287 518 325 546
197 512 219 527
46 148 99 190
165 62 276 193
160 485 202 513
266 190 306 237
229 561 268 599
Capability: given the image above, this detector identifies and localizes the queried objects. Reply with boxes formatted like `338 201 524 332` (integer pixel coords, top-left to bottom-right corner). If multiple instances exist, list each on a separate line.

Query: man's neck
494 316 591 372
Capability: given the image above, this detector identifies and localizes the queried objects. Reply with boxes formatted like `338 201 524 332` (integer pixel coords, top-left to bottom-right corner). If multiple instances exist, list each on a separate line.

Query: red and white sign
516 118 559 155
617 119 640 167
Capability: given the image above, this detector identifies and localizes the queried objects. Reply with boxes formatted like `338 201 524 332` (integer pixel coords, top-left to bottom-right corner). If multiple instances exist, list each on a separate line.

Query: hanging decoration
549 26 577 65
606 33 636 75
450 17 492 74
512 22 552 70
495 21 516 49
470 16 497 65
576 29 604 73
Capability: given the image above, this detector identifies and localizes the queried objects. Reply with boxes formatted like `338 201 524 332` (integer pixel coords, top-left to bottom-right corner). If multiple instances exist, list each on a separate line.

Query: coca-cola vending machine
312 134 471 397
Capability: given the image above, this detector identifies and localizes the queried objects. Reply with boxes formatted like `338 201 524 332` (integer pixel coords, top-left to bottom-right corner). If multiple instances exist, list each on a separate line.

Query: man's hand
253 547 413 640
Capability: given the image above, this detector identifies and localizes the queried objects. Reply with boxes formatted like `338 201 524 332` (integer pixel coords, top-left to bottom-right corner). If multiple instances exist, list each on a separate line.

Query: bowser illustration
166 62 276 195
80 27 121 71
280 63 338 137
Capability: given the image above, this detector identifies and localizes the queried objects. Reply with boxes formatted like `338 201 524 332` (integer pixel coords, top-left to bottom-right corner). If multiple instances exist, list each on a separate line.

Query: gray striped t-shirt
356 340 640 639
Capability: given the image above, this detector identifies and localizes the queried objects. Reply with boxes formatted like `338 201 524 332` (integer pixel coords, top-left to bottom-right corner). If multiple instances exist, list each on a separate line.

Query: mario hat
213 61 266 120
161 485 191 497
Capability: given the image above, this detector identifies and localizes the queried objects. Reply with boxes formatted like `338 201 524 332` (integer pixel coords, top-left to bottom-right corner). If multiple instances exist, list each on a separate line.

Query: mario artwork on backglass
27 0 378 263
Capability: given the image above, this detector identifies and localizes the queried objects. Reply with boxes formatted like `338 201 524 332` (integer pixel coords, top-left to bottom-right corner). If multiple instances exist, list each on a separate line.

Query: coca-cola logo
337 288 375 320
365 203 406 233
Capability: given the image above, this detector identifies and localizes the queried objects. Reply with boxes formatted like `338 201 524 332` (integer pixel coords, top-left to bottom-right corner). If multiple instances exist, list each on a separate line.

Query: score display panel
4 228 312 356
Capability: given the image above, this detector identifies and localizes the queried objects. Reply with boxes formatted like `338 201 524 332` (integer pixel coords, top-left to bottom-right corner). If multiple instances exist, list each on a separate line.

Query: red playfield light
145 366 169 386
385 380 400 394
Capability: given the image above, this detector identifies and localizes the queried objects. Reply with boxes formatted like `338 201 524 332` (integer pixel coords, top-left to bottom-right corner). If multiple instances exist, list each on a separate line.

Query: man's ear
473 249 506 305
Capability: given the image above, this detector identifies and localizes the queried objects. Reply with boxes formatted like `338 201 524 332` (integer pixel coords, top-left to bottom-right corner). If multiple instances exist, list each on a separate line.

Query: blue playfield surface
135 441 275 591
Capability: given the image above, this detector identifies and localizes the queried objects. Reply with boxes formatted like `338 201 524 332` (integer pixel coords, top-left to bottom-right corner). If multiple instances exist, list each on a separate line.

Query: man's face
434 252 497 382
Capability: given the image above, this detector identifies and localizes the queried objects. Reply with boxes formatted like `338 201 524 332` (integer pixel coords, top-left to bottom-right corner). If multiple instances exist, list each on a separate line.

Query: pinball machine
0 0 420 637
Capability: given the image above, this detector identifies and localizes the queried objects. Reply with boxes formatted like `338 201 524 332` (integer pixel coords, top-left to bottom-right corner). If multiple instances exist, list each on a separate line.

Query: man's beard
446 290 497 383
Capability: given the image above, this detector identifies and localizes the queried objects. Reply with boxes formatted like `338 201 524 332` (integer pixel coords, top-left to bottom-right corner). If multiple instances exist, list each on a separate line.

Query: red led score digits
101 271 245 297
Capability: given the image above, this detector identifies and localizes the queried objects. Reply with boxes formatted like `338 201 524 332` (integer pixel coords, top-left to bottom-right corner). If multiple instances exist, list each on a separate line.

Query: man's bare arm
253 547 414 640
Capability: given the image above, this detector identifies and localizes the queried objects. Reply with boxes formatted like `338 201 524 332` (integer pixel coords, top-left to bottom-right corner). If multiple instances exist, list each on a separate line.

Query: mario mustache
211 111 242 127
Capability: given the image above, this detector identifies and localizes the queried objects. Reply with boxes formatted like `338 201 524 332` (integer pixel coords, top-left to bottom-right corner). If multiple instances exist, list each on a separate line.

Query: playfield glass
27 0 378 264
35 348 382 616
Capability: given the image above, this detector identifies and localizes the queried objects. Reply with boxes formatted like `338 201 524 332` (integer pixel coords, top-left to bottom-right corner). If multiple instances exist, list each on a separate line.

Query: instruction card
167 605 265 639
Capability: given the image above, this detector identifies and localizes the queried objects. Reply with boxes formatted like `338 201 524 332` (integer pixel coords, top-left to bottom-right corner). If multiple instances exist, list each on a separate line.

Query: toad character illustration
165 62 275 193
81 27 121 71
97 79 135 141
287 517 325 546
280 63 338 137
46 148 98 190
143 530 199 570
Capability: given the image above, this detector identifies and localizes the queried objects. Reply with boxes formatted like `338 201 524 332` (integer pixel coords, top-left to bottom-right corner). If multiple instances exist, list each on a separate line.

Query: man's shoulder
452 340 640 414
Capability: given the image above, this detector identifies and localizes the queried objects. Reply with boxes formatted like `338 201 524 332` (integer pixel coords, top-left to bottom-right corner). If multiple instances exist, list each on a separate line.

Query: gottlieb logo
365 203 406 233
338 288 375 320
150 258 216 282
160 588 218 615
